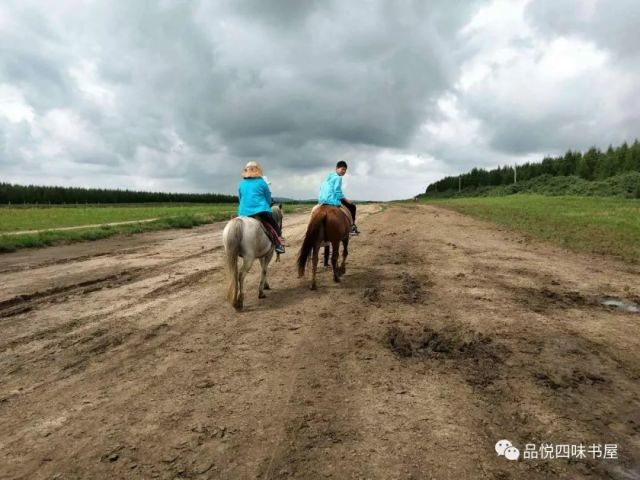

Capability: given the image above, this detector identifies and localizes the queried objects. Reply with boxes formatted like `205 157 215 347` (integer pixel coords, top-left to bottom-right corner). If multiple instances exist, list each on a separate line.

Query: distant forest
425 140 640 194
0 183 238 204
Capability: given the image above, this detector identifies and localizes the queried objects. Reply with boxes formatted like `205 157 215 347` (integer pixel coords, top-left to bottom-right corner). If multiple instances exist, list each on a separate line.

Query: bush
424 172 640 199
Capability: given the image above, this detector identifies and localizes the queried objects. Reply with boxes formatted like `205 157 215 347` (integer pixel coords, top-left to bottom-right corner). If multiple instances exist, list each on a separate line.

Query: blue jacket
318 172 344 206
238 177 272 216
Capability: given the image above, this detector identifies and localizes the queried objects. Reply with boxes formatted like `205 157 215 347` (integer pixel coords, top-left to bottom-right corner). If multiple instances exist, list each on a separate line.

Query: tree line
425 139 640 194
0 183 238 204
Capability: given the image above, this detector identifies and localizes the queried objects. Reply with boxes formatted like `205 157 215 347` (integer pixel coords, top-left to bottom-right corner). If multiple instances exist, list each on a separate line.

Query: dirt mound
385 325 501 360
363 286 379 302
511 285 593 312
533 368 607 391
385 325 507 389
398 272 429 303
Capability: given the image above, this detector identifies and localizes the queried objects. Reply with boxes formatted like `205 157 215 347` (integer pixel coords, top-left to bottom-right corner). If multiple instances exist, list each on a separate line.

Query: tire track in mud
0 251 113 275
0 296 217 462
258 304 366 480
0 211 314 317
0 245 224 318
0 271 137 319
0 209 320 357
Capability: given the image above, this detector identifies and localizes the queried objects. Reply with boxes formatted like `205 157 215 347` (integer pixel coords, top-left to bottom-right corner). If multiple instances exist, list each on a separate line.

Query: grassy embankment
422 172 640 199
424 195 640 263
0 203 311 253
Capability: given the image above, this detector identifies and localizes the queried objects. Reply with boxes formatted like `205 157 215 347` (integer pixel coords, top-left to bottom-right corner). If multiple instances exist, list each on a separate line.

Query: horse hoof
333 277 341 283
234 303 243 311
310 284 317 291
264 284 271 290
259 292 266 299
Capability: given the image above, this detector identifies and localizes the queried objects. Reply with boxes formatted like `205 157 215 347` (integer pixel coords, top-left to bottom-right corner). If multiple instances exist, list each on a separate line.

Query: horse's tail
297 210 325 277
223 218 243 305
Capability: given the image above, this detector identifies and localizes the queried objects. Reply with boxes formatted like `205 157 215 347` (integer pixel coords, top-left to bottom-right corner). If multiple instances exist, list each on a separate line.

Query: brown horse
297 204 352 290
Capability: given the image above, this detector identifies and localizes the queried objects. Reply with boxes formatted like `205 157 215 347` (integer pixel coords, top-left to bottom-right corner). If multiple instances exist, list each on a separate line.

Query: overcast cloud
1 0 639 200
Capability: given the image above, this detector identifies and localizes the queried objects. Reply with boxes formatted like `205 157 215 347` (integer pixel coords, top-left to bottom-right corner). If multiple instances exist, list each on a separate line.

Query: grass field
0 203 311 253
424 195 640 263
0 204 242 233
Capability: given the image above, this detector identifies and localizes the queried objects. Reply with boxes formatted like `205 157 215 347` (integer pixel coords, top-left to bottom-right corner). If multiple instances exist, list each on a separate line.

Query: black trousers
341 199 356 223
253 211 282 237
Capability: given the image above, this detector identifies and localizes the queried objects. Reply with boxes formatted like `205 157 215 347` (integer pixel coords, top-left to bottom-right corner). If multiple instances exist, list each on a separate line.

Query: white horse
223 205 283 311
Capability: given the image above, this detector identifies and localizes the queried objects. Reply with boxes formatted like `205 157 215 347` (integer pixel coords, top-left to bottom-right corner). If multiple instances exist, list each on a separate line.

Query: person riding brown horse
297 203 352 290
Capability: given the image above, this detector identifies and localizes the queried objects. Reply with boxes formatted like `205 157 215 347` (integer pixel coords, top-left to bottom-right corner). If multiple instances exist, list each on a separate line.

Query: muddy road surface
1 204 639 479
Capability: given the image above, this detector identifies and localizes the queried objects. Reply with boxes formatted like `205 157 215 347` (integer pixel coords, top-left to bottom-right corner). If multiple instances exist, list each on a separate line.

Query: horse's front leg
339 237 349 277
258 251 273 298
323 245 330 268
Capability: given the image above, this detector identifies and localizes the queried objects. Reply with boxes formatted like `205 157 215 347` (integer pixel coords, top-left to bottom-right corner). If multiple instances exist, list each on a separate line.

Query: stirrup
275 244 285 254
350 225 360 236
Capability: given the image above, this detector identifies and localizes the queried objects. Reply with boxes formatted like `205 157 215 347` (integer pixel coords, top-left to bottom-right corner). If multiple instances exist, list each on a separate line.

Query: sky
1 0 639 201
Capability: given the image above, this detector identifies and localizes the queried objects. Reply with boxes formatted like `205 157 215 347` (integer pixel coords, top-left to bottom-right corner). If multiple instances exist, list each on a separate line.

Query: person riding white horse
222 161 284 310
238 161 285 254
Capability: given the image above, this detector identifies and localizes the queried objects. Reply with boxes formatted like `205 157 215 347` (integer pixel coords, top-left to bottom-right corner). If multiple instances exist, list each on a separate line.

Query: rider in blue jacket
238 161 285 253
318 160 359 235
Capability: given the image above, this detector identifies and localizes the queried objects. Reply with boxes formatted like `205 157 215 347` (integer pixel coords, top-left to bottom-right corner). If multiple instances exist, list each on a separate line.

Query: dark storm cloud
3 0 485 196
1 0 639 199
230 0 326 28
1 47 72 114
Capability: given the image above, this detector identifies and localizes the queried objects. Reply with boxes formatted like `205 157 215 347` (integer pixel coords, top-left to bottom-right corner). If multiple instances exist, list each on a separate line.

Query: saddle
311 204 353 249
339 204 353 225
258 220 280 245
311 204 353 225
255 219 282 261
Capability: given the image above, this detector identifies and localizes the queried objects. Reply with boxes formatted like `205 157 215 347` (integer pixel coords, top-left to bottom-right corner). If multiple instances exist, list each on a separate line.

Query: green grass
0 204 242 233
0 203 313 253
423 195 640 263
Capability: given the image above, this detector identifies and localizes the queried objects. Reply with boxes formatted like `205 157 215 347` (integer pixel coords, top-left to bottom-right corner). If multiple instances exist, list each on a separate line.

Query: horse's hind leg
264 250 273 290
236 255 254 310
310 243 320 290
258 251 273 298
331 241 340 282
339 237 349 276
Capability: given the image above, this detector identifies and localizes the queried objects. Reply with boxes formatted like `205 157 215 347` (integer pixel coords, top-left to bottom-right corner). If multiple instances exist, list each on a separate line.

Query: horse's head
272 204 284 229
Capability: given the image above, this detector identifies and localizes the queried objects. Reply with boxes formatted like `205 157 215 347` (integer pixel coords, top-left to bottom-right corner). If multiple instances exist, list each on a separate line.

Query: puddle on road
601 297 640 313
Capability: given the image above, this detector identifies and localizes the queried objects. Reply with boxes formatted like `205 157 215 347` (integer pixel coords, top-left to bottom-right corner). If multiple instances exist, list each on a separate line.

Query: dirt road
1 204 639 479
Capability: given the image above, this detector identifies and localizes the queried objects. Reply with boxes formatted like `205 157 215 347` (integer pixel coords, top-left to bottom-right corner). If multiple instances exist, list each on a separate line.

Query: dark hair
336 161 348 169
